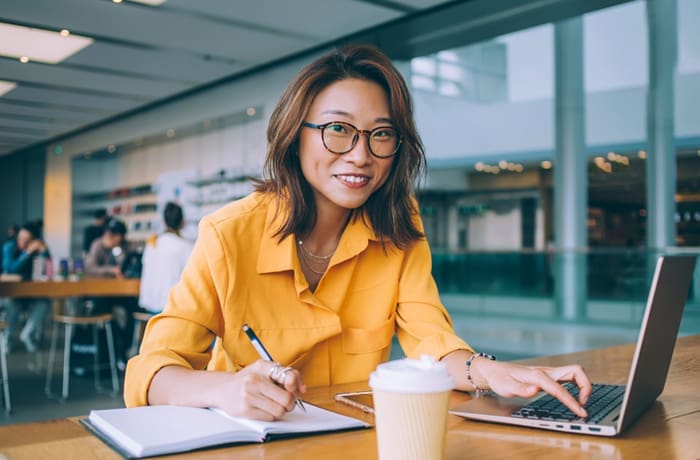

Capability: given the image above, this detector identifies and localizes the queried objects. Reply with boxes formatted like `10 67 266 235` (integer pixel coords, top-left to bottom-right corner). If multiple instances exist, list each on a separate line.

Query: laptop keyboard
512 382 625 424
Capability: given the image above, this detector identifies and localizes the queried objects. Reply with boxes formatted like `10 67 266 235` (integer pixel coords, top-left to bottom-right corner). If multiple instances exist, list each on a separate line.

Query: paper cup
369 355 454 460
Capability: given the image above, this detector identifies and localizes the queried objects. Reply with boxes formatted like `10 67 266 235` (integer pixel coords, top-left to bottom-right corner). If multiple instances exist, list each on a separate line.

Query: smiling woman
124 44 594 424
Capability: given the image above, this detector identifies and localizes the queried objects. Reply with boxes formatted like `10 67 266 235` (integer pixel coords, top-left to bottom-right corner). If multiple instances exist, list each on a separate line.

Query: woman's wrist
466 353 496 392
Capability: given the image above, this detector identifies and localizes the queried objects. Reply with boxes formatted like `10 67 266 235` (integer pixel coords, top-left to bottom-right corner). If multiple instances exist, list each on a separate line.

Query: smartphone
334 391 374 414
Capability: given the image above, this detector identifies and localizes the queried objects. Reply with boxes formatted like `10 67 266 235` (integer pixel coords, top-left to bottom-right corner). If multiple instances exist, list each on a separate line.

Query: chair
128 311 154 357
45 300 119 400
0 320 11 413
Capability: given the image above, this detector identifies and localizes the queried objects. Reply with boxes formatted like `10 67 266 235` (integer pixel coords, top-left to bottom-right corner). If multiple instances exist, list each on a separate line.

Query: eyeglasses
302 121 402 158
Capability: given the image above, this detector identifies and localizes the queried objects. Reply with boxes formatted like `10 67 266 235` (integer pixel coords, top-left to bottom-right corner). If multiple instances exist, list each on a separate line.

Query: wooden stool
45 312 119 400
129 311 154 357
0 321 11 413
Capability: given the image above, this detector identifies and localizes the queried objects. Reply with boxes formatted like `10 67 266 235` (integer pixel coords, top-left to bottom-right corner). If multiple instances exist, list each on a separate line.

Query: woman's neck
302 205 350 255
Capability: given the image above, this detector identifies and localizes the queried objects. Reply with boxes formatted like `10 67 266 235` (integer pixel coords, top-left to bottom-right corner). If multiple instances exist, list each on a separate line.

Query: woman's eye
327 123 349 135
373 128 397 139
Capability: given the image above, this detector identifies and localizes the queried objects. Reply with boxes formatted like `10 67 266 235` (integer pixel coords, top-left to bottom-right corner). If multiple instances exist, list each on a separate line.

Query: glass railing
426 248 699 359
432 248 698 299
431 248 700 325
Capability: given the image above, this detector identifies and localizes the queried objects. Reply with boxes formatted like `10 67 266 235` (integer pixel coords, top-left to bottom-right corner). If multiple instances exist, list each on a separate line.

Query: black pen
242 324 306 412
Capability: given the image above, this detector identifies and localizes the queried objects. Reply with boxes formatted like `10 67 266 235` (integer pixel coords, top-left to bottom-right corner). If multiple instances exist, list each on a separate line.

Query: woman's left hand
477 359 592 418
441 350 592 418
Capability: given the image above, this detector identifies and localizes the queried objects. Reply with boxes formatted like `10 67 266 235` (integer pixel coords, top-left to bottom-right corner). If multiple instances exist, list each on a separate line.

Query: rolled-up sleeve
124 217 228 407
395 237 473 359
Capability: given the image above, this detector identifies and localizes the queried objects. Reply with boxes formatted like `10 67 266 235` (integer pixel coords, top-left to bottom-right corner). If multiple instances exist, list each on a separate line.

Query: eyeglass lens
323 122 399 157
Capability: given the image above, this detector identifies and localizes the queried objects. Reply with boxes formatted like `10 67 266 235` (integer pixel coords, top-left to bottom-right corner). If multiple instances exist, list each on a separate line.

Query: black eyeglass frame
301 121 402 158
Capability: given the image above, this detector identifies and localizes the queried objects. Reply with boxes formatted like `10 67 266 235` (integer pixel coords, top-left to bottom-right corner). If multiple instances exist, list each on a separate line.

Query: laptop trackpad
450 393 537 418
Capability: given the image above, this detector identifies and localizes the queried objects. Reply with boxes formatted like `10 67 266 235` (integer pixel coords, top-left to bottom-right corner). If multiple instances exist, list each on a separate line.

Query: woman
125 45 591 421
2 221 51 352
138 202 193 314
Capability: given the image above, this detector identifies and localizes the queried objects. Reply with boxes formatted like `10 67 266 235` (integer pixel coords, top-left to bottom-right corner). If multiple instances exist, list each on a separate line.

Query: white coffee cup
369 355 455 460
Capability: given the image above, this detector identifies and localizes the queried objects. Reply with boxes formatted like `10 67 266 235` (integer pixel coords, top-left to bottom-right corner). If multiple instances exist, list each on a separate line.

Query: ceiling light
59 29 70 37
540 160 552 170
129 0 168 5
112 0 123 3
0 80 17 96
0 22 93 64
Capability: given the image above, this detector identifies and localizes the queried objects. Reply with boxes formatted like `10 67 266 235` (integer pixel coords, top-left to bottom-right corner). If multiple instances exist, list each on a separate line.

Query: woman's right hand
213 360 306 421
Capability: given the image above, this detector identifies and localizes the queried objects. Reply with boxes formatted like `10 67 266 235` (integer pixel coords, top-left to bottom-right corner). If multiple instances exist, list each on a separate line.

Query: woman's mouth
335 174 370 187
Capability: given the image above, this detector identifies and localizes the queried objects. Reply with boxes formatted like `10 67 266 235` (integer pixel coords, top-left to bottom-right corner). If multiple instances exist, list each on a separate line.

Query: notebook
450 254 697 437
83 402 369 458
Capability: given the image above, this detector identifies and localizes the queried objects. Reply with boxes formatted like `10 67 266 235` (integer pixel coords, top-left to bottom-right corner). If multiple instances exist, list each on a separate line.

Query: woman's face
102 231 123 249
298 78 395 215
16 229 33 250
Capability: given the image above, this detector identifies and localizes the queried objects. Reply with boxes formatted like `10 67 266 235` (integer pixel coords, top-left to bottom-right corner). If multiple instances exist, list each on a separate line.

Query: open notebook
84 403 369 458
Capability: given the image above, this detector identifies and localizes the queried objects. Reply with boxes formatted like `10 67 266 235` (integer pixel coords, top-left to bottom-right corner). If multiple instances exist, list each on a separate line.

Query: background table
0 279 140 299
0 335 697 459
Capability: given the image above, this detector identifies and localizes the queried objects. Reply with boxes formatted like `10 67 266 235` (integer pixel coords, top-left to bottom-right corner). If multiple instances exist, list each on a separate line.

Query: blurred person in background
83 208 108 256
1 221 51 353
138 202 193 314
83 217 137 368
0 224 19 270
85 217 128 278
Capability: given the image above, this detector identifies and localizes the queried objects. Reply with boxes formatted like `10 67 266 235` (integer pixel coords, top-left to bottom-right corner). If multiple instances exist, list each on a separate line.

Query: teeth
337 175 367 184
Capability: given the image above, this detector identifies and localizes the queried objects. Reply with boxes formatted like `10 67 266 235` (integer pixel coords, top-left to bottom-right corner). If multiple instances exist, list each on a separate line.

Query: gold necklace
297 239 336 260
298 248 328 275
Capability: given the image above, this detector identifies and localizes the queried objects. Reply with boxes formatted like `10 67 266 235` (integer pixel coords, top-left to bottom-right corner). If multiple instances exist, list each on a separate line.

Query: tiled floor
0 339 125 426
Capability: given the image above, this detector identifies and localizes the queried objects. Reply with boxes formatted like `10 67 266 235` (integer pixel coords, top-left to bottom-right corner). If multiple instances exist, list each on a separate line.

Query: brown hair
254 44 425 248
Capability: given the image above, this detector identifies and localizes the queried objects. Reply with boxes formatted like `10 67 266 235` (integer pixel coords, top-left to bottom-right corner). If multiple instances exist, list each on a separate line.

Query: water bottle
59 258 70 280
32 254 46 280
45 257 54 280
73 258 85 280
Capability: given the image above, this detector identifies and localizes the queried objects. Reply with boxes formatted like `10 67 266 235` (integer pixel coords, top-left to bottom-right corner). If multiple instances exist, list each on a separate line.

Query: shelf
190 195 248 207
74 184 154 202
74 203 157 218
188 175 254 187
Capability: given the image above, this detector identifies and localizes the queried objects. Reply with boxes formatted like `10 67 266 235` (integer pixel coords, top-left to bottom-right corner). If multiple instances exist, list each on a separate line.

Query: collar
256 196 382 275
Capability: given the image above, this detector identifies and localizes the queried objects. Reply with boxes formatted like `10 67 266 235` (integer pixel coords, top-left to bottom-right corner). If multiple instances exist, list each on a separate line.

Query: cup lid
369 355 455 393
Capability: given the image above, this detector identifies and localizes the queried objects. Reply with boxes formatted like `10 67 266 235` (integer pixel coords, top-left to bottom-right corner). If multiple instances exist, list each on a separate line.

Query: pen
242 324 306 412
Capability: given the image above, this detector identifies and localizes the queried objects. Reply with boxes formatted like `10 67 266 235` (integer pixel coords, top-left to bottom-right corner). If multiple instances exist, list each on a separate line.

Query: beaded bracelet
465 352 496 395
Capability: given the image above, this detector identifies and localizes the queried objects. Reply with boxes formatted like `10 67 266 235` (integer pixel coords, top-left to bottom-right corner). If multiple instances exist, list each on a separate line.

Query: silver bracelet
466 352 496 395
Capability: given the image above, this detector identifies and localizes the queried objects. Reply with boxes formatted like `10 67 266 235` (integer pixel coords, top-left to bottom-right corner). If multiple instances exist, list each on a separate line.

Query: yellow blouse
124 192 471 407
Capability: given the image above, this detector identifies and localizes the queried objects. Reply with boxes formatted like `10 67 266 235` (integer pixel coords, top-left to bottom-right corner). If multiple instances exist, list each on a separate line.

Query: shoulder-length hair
254 44 425 249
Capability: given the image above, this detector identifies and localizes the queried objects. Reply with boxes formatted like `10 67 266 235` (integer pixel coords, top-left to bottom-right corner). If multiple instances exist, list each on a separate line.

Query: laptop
449 254 697 437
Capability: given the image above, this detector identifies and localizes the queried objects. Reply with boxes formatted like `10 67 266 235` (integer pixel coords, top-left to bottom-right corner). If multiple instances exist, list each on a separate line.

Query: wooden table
0 335 698 459
0 279 140 299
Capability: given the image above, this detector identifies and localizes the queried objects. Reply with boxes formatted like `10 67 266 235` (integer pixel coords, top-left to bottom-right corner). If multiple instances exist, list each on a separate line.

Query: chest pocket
341 312 395 354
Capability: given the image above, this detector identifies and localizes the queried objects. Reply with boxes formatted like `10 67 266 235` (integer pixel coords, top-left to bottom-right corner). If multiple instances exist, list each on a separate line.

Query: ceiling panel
5 86 145 112
166 0 403 40
388 0 449 9
0 116 81 134
66 42 244 84
0 0 314 62
0 102 111 122
0 59 188 98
